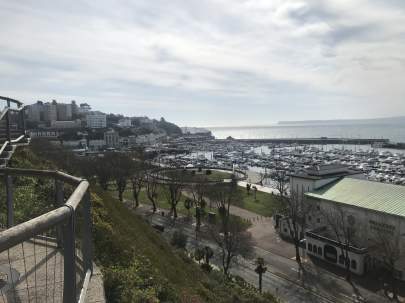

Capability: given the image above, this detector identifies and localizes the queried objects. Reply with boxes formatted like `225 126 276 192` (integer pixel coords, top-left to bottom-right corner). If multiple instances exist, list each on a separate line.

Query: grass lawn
120 183 280 218
122 185 191 216
236 187 281 217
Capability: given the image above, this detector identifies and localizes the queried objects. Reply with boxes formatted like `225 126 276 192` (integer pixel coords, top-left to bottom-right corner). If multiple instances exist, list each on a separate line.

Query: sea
208 123 405 143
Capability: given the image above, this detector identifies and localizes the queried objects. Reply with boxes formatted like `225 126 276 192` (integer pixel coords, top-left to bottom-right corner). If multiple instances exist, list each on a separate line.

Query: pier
217 137 390 145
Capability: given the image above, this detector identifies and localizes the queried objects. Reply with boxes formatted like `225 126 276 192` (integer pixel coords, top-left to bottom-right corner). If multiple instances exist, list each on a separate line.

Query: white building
304 178 405 279
104 129 119 147
86 112 106 129
282 165 405 280
118 118 132 128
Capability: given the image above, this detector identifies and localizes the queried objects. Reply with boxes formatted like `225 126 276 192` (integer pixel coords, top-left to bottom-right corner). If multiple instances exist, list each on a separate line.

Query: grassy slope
11 145 278 303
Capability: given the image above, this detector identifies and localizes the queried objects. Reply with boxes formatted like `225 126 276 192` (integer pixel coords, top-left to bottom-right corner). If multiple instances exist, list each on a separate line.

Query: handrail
0 96 24 107
0 167 85 185
0 205 71 252
10 134 26 144
0 168 92 303
0 140 8 156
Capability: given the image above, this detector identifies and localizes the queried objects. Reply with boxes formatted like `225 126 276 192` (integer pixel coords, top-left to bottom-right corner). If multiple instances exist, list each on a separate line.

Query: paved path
0 238 105 303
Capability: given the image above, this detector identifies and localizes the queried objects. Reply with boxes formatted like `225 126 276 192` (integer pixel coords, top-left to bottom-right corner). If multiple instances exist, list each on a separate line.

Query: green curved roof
305 178 405 218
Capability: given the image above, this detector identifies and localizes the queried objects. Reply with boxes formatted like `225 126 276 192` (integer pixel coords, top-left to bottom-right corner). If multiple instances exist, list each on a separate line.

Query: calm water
209 124 405 143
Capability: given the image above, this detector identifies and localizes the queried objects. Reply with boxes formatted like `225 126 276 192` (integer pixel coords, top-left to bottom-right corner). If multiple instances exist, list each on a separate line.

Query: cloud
0 0 404 126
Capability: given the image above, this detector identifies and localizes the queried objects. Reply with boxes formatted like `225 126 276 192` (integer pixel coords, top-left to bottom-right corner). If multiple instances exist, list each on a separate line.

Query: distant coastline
278 116 405 125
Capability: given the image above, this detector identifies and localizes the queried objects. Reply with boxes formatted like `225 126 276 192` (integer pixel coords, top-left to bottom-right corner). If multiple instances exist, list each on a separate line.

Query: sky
0 0 405 127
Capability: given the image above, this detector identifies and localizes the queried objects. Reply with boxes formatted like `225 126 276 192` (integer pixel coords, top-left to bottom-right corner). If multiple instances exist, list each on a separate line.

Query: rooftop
306 177 405 218
290 164 361 180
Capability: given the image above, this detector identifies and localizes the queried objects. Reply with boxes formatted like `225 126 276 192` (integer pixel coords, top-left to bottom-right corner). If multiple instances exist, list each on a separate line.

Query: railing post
63 207 76 303
5 100 11 142
55 179 64 248
5 174 13 228
82 190 93 274
20 106 26 135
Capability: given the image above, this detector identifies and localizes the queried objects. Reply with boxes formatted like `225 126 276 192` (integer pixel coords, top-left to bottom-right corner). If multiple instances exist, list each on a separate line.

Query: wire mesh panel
0 229 64 303
0 169 92 303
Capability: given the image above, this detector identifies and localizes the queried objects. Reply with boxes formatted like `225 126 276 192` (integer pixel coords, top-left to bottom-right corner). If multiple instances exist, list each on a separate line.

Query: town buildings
278 165 405 280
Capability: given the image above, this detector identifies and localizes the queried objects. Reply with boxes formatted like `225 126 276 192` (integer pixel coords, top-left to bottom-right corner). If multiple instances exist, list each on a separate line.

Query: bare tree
107 152 134 202
162 169 185 219
271 170 289 198
145 173 158 213
189 177 208 231
131 163 146 208
322 205 358 283
257 166 268 186
208 180 253 276
370 218 403 301
280 188 311 272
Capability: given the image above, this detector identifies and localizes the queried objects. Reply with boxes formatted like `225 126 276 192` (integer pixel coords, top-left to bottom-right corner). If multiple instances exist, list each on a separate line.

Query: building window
317 218 321 223
351 260 357 270
284 228 288 233
318 247 322 255
313 245 317 253
308 215 312 221
316 205 320 211
308 243 313 252
339 255 345 265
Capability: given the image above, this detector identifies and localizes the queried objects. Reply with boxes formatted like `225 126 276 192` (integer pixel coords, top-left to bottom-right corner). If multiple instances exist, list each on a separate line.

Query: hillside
8 143 278 303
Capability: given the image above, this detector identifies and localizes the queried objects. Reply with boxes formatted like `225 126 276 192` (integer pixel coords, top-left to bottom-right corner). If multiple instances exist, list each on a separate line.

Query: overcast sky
0 0 405 126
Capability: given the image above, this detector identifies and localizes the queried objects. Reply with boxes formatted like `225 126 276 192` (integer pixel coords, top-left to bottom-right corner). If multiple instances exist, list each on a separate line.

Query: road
136 206 391 303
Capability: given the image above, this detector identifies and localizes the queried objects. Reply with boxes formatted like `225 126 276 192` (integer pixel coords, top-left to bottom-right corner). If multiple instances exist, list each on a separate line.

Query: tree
107 153 134 202
184 198 193 218
370 217 403 301
279 188 311 272
322 205 358 283
131 162 146 208
258 167 268 186
246 183 251 195
145 173 158 213
208 180 253 276
252 186 258 201
203 246 214 266
162 169 185 219
93 155 112 190
189 177 208 231
255 257 267 293
271 170 289 198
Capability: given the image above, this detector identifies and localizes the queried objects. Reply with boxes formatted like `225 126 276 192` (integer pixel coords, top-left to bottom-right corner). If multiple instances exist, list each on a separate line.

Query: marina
157 140 405 186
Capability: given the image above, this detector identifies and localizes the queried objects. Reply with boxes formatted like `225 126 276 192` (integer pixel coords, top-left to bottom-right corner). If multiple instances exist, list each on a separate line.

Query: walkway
0 237 105 303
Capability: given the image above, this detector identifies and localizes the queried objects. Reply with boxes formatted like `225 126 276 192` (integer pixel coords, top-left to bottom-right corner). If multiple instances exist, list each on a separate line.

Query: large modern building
56 103 72 121
86 112 107 129
280 165 405 280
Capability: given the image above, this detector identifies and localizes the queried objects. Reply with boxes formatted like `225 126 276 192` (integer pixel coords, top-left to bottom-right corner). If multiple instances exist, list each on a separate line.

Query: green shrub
170 230 188 249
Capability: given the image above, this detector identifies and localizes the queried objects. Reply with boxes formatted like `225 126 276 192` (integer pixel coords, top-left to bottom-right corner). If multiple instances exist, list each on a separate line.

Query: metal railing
0 167 92 303
0 96 27 148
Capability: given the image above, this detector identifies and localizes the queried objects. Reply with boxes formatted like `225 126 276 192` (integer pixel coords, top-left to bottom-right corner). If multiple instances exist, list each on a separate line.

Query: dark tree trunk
172 205 178 218
294 239 302 269
259 274 263 293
